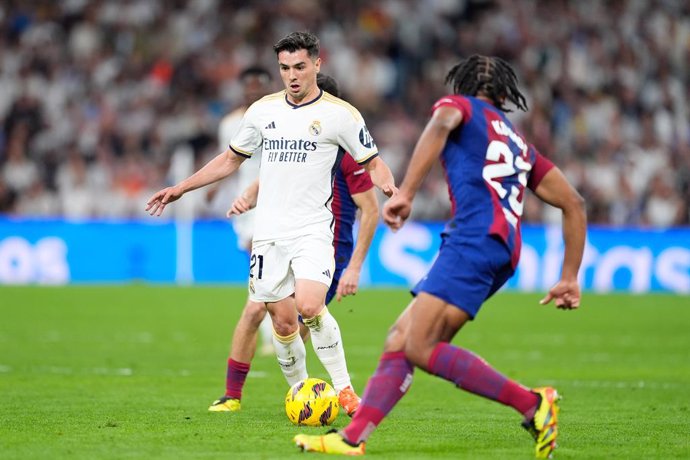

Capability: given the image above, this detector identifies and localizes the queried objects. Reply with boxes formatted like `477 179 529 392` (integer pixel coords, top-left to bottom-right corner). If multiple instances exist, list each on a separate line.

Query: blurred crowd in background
0 0 689 227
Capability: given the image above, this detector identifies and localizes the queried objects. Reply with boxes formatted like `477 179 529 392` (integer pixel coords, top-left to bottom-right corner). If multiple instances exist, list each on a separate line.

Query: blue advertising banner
0 217 688 293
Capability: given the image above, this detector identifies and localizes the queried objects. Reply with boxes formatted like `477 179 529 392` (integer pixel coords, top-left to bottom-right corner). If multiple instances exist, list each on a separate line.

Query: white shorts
247 234 335 303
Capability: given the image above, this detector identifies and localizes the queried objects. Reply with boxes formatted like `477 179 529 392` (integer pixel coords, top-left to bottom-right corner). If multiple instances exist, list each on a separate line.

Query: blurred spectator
0 178 17 213
1 126 39 193
0 0 688 228
642 172 685 227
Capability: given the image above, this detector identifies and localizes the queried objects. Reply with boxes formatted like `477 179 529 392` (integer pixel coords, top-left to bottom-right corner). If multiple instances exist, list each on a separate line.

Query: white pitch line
543 379 686 390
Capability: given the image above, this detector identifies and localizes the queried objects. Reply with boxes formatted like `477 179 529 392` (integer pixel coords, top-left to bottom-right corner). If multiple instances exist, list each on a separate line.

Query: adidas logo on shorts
322 269 331 278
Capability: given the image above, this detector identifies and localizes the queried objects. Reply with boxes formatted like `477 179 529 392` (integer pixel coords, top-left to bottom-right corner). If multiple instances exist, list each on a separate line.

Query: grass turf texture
1 286 689 459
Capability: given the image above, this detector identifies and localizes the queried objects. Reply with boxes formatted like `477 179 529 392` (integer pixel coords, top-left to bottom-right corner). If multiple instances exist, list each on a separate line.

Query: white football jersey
230 89 378 242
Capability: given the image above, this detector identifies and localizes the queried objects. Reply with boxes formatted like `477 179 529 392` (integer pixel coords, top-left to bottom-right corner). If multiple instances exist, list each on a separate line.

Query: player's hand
380 183 398 198
335 267 361 301
146 186 183 216
540 278 581 310
226 195 253 217
382 193 412 231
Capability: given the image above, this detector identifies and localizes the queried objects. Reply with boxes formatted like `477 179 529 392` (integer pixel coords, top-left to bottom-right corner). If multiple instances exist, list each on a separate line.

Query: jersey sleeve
229 104 262 158
431 95 472 120
340 154 374 195
527 146 555 191
335 105 379 165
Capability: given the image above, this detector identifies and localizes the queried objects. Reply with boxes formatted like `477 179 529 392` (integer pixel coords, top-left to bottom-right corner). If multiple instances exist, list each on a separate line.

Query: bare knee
271 316 298 337
382 322 406 353
267 301 299 337
297 302 324 321
403 336 437 370
294 279 329 320
382 323 434 368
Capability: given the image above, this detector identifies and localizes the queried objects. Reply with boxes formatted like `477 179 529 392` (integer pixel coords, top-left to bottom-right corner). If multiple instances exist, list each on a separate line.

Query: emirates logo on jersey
309 120 322 136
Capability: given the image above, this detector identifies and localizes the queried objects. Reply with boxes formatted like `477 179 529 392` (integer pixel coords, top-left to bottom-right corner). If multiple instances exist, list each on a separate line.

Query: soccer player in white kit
146 31 397 414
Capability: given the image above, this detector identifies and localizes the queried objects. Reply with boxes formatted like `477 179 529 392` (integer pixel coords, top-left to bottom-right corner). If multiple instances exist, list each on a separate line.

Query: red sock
342 352 413 444
225 358 250 400
427 343 538 417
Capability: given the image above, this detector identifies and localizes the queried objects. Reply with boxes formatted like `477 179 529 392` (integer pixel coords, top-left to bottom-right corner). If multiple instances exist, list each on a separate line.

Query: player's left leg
291 236 361 415
295 278 360 415
296 268 341 345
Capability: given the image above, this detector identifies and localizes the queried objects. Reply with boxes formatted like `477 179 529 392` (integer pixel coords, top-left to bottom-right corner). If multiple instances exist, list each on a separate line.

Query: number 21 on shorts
249 253 264 279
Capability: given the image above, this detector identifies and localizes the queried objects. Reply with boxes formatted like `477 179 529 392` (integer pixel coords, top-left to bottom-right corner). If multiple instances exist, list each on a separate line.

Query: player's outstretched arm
146 149 245 217
336 188 378 301
227 178 259 217
382 106 463 231
533 166 587 309
363 156 397 198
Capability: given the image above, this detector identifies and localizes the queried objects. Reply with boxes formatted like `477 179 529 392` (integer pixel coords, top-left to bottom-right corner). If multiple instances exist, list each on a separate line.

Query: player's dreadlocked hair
445 55 528 112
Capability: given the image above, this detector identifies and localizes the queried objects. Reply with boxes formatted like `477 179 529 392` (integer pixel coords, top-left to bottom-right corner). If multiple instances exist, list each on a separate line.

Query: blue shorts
411 234 514 319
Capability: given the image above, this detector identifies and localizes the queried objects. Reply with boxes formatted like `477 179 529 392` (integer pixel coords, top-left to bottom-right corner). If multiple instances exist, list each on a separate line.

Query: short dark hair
239 66 272 83
445 55 528 112
316 73 340 97
273 31 320 59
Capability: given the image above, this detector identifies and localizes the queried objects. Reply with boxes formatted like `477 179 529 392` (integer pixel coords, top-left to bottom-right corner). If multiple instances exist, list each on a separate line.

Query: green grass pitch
1 286 689 459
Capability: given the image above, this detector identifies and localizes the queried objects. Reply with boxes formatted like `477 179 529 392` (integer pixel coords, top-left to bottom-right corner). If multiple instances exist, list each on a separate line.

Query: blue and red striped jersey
432 95 554 267
332 154 374 269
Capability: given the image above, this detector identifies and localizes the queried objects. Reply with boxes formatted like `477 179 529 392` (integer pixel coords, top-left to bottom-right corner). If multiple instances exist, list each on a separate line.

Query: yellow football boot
208 396 241 412
522 387 561 458
294 430 365 456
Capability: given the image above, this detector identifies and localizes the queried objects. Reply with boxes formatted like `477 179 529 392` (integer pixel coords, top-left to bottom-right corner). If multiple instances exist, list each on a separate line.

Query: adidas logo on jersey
265 121 276 129
322 269 331 278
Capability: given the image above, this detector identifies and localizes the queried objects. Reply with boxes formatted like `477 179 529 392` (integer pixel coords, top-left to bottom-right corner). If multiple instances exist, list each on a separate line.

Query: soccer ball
285 377 339 426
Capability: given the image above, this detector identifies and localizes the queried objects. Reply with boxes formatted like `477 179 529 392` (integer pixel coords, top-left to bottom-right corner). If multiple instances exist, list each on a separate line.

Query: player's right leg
267 296 308 386
522 387 560 458
208 298 267 412
248 240 309 387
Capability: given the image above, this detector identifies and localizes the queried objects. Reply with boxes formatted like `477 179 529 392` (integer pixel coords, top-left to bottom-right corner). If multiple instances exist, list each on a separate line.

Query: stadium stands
0 0 688 226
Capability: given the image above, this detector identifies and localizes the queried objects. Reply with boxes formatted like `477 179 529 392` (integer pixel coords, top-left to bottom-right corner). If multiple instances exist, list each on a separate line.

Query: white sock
303 306 352 392
272 328 308 387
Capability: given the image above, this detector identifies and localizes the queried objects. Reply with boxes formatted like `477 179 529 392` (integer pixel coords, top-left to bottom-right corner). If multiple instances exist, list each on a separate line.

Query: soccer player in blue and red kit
294 55 587 458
